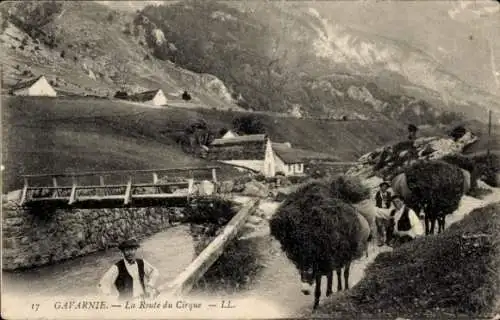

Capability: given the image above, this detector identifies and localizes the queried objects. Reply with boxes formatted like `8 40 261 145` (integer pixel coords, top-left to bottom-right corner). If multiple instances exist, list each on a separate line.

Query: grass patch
3 96 407 191
315 202 500 319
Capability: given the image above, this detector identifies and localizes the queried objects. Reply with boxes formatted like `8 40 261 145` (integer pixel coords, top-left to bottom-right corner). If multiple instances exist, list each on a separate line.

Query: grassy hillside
2 96 408 191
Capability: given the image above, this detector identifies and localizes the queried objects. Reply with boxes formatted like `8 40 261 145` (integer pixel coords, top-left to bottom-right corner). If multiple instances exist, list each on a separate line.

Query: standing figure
388 195 424 247
98 239 160 301
374 182 392 246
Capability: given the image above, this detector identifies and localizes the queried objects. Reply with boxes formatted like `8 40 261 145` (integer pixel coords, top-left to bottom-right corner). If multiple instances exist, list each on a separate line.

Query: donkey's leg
424 216 430 235
438 216 445 233
430 217 436 235
313 274 322 310
336 269 342 291
326 271 333 296
344 262 352 290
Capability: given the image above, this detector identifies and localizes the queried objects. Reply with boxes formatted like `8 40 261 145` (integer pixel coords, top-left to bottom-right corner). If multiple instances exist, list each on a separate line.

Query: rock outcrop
346 129 478 180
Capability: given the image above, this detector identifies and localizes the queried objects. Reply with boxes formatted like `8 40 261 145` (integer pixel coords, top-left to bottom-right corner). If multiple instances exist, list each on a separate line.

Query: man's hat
118 239 140 251
391 194 403 202
379 181 390 188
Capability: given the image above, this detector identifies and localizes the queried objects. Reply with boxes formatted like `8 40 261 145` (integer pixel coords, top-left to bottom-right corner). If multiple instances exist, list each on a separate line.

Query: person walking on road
374 181 392 246
98 239 160 300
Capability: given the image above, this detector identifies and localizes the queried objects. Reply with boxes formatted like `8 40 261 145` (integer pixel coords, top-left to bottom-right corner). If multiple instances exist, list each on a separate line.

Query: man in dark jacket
387 195 424 247
374 182 392 246
99 239 160 300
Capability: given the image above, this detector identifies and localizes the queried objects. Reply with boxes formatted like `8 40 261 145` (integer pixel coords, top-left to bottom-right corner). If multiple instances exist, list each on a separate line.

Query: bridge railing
19 166 220 206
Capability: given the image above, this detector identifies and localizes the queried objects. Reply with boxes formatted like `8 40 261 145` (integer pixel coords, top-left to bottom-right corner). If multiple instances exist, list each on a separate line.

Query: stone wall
2 202 185 270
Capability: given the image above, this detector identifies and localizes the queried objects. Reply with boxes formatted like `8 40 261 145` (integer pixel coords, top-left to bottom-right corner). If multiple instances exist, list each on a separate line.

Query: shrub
114 91 128 99
184 198 235 225
232 114 266 135
60 50 65 58
288 175 309 185
254 173 266 182
192 232 264 293
182 90 192 101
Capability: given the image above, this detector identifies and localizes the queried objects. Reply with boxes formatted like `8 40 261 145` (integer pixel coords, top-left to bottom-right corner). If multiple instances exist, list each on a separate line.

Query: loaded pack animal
390 160 471 235
269 177 374 310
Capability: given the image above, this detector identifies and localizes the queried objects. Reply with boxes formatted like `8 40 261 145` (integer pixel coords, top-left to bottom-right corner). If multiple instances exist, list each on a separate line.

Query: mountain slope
0 1 241 110
136 0 499 122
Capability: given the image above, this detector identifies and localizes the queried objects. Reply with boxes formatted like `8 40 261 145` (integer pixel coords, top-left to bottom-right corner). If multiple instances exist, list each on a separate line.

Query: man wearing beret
98 239 160 300
374 181 392 246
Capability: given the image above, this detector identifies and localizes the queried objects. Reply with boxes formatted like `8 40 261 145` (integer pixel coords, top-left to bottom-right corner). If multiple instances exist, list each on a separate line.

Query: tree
114 91 128 99
182 90 192 101
232 115 266 135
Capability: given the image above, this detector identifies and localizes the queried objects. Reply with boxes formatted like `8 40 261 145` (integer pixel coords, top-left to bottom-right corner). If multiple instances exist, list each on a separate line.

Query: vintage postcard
1 0 499 319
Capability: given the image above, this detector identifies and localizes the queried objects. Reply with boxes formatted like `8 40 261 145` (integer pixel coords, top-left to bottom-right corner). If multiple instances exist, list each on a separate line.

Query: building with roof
128 89 167 106
272 143 305 176
10 75 57 97
221 130 239 139
207 134 276 177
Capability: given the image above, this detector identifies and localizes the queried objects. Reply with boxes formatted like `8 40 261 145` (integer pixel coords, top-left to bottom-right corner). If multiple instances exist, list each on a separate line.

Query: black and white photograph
1 0 500 319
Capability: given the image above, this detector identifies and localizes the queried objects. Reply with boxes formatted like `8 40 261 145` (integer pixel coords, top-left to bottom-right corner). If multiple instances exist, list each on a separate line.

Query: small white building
10 75 57 97
207 134 276 177
129 89 167 106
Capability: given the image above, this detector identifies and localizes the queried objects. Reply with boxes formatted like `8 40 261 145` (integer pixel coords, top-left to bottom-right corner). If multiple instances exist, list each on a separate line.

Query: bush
254 173 266 182
192 233 264 293
114 91 128 99
185 198 236 225
288 175 309 185
182 90 192 101
232 114 266 135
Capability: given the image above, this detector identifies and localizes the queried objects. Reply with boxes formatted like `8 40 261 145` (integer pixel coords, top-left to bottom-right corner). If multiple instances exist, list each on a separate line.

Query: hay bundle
270 181 366 272
328 175 371 204
404 160 465 216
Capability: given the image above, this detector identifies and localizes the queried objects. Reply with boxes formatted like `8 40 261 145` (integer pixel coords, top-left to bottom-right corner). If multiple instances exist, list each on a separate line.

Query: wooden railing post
52 177 58 198
99 175 106 196
211 168 218 193
20 177 29 205
69 176 77 205
124 176 132 205
153 172 160 194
